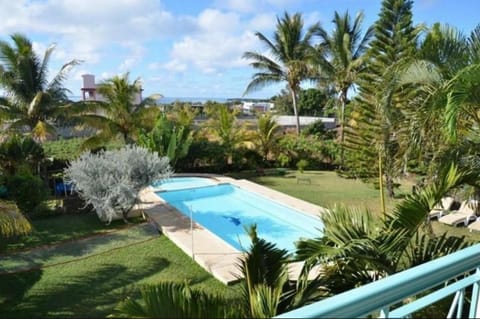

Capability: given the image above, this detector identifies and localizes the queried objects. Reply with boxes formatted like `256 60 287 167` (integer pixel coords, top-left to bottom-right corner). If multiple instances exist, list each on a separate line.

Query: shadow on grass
0 269 43 310
1 225 158 272
1 256 170 318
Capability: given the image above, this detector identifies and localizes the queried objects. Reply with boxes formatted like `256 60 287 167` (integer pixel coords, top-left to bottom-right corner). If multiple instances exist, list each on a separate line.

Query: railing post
470 268 480 318
379 307 389 318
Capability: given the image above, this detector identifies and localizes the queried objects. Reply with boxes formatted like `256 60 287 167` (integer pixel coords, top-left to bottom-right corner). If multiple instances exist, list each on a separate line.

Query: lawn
246 170 480 243
4 213 144 253
0 224 240 318
245 170 411 214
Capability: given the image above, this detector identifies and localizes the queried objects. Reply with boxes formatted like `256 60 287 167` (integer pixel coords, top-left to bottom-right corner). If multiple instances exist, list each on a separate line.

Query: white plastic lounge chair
438 200 478 226
468 217 480 232
428 196 455 220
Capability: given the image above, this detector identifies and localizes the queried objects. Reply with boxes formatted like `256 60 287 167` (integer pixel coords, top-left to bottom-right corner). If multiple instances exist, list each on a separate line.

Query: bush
296 159 309 173
7 172 49 215
65 145 171 223
0 200 32 241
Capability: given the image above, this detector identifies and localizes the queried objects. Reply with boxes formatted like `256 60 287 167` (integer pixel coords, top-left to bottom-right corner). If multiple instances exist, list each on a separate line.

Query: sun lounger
438 200 478 226
428 196 455 220
468 217 480 232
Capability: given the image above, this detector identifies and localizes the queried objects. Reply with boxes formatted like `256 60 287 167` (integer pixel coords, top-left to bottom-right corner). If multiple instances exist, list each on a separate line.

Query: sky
0 0 479 100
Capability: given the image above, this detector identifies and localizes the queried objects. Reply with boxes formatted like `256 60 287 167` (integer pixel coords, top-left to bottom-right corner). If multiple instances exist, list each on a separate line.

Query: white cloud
162 59 188 72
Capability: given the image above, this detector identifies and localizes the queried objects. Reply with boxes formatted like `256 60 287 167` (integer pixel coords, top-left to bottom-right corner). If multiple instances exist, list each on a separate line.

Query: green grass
0 224 157 272
4 213 144 253
247 170 480 243
247 170 411 214
0 228 240 318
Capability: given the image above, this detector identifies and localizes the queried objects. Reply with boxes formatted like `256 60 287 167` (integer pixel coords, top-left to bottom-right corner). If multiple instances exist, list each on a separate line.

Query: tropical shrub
7 172 48 215
277 133 331 168
0 135 44 176
137 114 193 168
113 282 238 318
176 137 226 172
0 200 32 242
65 145 171 223
296 159 309 173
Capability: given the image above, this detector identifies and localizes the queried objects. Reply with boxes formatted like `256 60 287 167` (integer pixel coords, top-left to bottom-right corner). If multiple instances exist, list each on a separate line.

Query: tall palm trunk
291 89 301 135
339 89 348 168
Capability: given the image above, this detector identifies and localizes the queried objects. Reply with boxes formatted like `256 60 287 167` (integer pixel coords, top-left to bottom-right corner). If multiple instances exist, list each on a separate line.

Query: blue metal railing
276 243 480 318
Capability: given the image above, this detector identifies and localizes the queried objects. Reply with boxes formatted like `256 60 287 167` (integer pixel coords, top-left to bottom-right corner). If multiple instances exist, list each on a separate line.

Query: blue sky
0 0 478 100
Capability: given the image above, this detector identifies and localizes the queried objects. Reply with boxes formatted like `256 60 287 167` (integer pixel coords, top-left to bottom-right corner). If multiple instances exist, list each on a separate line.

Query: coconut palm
73 73 161 149
315 11 374 166
243 12 320 134
0 33 80 141
255 112 280 162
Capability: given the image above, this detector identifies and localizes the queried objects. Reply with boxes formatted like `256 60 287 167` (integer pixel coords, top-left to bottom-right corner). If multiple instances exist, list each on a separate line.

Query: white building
241 101 274 115
81 74 143 104
273 116 336 130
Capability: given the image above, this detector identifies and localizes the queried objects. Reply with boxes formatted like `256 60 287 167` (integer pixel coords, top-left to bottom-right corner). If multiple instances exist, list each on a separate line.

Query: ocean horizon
158 96 271 104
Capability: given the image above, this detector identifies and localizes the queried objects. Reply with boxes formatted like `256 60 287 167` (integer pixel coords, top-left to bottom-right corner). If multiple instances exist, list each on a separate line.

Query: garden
1 0 480 317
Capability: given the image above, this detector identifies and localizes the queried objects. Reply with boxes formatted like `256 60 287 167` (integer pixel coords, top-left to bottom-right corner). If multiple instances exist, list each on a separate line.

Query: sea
158 97 229 104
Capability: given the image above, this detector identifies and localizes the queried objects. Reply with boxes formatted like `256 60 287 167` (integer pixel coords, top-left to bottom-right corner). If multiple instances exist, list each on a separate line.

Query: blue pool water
155 181 323 252
152 177 216 191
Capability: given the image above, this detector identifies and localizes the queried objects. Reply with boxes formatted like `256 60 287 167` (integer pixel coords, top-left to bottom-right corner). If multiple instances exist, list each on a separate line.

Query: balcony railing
276 243 480 318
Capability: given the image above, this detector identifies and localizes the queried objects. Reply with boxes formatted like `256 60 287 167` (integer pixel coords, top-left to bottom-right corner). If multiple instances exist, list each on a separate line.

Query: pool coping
138 174 327 285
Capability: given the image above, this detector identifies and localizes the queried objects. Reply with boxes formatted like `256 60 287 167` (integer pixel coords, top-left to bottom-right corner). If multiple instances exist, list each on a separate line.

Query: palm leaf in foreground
113 282 234 318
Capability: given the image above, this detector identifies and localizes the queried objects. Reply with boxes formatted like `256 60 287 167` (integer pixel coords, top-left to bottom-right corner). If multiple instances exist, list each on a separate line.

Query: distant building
273 116 336 130
81 74 143 104
241 101 274 115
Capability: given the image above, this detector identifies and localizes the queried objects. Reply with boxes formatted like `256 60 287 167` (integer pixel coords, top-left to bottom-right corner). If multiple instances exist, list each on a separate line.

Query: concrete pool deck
138 175 327 284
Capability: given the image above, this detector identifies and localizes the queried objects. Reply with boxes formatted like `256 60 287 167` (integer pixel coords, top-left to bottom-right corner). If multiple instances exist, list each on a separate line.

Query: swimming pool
152 177 217 191
155 180 323 252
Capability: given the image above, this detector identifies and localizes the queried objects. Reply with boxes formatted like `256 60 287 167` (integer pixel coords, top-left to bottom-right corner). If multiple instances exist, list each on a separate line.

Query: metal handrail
276 243 480 318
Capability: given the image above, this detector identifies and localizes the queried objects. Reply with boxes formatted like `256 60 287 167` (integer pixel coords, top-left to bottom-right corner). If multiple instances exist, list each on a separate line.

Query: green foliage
270 88 293 115
239 225 324 317
65 145 171 223
113 282 237 318
0 200 31 241
346 0 421 197
298 88 326 116
0 33 80 141
255 112 280 162
204 104 249 166
296 159 309 173
42 137 86 160
278 133 331 167
176 137 227 172
296 163 473 296
0 135 44 175
71 73 161 148
7 172 48 214
138 114 193 168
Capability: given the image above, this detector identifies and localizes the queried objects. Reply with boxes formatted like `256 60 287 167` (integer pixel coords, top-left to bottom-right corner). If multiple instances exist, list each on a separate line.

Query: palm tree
203 103 249 166
0 33 80 141
243 12 320 134
255 112 280 162
296 163 474 294
315 11 374 166
73 73 161 148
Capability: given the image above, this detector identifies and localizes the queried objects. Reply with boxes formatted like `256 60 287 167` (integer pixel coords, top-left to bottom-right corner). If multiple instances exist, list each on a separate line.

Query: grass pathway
0 222 240 318
0 224 158 273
